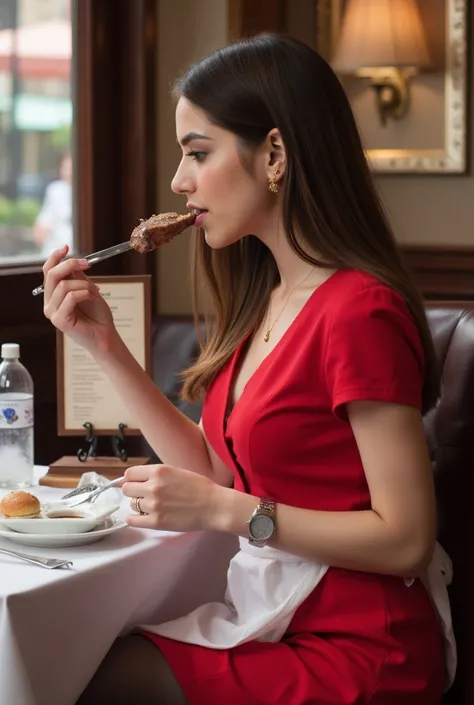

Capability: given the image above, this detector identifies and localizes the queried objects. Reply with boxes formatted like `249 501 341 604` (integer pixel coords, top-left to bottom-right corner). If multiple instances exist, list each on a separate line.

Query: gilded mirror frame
316 0 469 174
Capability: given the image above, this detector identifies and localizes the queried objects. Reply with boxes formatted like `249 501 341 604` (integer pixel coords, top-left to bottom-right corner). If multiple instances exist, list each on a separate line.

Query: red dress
143 269 445 705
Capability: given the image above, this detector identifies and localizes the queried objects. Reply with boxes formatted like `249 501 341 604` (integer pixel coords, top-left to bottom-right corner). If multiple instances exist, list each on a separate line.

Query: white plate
0 503 120 535
0 517 128 547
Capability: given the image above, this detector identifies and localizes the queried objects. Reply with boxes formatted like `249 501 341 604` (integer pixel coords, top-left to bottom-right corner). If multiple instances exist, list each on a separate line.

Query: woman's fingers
123 465 155 483
44 278 100 320
122 481 154 500
43 254 91 304
49 289 99 330
42 244 69 279
126 512 155 529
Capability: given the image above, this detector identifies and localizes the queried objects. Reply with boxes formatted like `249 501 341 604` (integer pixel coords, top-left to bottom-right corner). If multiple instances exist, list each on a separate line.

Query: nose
171 158 194 195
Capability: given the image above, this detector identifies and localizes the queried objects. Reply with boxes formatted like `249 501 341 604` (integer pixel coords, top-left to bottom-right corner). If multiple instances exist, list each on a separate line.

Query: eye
185 150 206 162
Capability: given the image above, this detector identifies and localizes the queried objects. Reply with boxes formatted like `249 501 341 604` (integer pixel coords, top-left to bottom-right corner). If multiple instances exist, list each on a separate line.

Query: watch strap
259 497 275 513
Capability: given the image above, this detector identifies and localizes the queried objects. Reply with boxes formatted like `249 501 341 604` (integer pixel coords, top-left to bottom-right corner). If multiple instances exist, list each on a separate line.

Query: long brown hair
175 34 439 413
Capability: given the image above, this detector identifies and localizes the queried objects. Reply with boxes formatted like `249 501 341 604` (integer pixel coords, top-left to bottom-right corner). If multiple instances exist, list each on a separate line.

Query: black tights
76 634 189 705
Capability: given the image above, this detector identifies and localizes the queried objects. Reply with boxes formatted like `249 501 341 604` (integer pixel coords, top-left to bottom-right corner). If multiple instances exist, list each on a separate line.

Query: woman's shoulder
316 268 420 351
321 268 421 357
323 270 425 414
330 268 399 298
325 269 408 318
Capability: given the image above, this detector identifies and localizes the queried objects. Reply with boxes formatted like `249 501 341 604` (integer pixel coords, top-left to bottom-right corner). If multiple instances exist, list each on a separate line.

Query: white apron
140 539 456 691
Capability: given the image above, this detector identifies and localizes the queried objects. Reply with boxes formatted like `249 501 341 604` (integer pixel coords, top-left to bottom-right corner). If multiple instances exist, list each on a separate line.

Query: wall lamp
332 0 430 126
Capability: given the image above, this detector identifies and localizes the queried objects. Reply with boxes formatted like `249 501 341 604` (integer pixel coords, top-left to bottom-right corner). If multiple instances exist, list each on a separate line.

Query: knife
32 241 132 296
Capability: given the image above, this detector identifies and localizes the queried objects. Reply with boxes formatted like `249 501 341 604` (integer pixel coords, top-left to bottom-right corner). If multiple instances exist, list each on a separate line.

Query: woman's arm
94 334 233 486
212 400 437 576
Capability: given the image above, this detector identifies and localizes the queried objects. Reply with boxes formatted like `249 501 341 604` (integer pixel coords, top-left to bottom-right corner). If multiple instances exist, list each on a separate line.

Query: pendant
263 331 270 342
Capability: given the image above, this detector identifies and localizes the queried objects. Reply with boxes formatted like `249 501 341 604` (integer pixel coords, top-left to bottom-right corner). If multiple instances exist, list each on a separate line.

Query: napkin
76 471 124 505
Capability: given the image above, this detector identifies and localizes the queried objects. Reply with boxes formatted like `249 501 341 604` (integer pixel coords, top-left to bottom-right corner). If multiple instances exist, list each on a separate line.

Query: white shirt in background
35 179 73 257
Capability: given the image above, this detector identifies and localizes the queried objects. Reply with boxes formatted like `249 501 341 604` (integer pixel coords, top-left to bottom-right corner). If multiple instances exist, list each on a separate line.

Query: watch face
250 514 274 540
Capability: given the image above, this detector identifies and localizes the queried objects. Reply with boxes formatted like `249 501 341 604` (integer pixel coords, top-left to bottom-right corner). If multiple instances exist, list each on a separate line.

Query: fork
61 482 100 500
31 241 132 296
65 476 125 507
0 547 73 569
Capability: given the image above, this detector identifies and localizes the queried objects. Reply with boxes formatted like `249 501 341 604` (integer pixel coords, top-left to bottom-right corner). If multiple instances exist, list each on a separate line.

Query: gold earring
268 170 280 194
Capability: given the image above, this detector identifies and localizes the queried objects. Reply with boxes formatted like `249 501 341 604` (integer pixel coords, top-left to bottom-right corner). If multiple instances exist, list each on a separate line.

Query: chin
203 228 245 250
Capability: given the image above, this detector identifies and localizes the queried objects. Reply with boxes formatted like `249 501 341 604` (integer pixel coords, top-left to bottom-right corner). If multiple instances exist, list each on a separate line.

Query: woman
42 35 452 705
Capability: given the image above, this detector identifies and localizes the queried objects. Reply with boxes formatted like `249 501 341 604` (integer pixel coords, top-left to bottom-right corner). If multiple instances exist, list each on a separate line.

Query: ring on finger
131 496 147 516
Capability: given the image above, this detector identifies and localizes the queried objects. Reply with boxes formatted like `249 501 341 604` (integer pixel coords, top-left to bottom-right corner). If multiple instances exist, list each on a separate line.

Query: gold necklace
263 268 314 342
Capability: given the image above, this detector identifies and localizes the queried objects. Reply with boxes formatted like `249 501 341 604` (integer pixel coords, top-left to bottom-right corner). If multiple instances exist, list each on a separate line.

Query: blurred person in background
33 150 73 258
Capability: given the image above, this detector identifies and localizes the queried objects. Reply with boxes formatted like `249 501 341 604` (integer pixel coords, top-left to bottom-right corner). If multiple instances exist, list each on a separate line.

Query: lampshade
332 0 430 72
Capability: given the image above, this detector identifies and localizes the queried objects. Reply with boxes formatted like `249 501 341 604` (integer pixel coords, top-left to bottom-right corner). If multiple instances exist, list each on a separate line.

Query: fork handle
90 476 125 502
0 547 72 569
32 241 132 296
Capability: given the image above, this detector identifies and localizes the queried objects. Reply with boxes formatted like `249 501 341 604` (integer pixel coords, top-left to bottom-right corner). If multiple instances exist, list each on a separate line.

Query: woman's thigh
76 633 189 705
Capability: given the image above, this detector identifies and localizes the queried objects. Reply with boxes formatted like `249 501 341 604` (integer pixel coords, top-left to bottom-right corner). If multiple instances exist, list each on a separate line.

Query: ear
264 128 286 181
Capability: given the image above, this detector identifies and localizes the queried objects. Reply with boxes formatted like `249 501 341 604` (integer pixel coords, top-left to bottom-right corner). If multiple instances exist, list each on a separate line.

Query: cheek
198 154 268 233
202 154 256 201
224 170 266 218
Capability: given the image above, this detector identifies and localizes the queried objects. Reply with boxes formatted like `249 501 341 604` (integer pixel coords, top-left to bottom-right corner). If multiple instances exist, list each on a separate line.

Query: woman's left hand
122 463 223 532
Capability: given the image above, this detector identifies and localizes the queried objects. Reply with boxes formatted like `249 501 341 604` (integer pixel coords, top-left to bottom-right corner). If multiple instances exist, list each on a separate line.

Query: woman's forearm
92 333 219 481
212 488 434 576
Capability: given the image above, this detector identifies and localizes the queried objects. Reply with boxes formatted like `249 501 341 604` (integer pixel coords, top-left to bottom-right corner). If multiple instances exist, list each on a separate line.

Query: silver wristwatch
247 498 276 547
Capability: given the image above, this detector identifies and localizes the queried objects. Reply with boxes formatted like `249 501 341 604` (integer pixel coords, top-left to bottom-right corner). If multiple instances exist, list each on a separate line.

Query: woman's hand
122 463 225 532
42 245 117 355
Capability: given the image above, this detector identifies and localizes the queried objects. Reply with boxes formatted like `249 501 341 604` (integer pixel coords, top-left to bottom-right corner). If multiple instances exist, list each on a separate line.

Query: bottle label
0 397 34 429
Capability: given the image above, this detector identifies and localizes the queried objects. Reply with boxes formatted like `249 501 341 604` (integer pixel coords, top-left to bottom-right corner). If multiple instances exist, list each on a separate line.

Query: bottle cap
1 343 20 359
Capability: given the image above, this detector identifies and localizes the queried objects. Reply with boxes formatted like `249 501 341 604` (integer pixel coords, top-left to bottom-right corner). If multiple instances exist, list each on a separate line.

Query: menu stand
40 422 150 488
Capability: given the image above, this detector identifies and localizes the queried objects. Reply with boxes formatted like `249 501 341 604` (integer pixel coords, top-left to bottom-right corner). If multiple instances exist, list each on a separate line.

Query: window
0 0 157 466
0 0 73 265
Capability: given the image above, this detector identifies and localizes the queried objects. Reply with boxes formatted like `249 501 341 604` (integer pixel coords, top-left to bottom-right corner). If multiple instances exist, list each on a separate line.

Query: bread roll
0 490 41 517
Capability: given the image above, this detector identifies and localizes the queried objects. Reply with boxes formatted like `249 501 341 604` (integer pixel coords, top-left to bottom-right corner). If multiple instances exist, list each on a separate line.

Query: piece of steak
130 212 197 253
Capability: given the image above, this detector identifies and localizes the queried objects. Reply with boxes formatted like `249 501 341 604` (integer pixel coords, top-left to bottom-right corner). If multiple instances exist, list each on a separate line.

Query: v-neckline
224 268 343 428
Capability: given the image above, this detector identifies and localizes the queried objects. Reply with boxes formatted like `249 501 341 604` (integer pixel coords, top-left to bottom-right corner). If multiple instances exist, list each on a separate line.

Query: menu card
57 275 152 435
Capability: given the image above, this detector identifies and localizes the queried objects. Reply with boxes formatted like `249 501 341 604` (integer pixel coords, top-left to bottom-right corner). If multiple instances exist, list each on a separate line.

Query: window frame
0 0 157 466
0 0 157 281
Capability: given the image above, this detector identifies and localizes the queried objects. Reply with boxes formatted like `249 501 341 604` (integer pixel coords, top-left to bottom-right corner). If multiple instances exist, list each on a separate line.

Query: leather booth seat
424 303 474 705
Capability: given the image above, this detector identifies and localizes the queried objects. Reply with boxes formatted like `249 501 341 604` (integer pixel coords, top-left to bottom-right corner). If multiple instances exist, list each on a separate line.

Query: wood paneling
402 246 474 301
75 0 157 282
228 0 287 40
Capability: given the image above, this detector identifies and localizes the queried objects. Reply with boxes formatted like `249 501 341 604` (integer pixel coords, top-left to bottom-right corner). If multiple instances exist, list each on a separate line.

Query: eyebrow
178 132 214 147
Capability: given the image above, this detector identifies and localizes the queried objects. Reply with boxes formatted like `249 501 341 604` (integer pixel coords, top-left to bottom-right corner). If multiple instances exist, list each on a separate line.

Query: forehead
175 98 212 139
175 98 208 129
175 98 229 143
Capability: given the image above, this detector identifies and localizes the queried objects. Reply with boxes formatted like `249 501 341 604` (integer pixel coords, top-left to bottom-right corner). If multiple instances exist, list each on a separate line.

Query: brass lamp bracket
356 67 414 126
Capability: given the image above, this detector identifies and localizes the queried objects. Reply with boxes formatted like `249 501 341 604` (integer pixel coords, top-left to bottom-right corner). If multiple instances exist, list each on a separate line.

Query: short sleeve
325 285 424 419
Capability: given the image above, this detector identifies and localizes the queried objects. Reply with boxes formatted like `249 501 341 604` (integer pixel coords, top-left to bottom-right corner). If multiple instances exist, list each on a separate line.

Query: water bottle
0 343 34 488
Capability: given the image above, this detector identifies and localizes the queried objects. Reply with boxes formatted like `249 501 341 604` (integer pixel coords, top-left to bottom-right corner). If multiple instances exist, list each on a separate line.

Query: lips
195 211 207 227
187 205 208 227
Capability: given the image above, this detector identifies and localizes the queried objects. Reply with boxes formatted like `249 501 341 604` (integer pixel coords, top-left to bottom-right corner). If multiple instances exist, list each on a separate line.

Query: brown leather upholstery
152 305 473 703
425 304 474 705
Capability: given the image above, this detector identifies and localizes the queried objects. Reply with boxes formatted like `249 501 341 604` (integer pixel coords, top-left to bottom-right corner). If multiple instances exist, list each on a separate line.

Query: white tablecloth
0 467 238 705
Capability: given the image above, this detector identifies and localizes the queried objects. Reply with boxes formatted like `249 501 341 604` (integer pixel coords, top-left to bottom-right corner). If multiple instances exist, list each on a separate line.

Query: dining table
0 466 238 705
